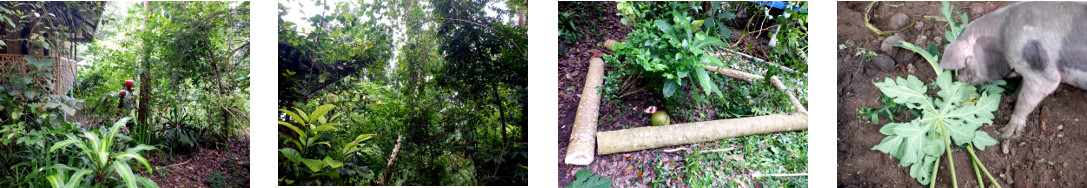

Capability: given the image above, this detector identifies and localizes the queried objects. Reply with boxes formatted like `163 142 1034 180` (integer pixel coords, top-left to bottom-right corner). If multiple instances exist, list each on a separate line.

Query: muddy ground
837 1 1087 187
558 1 789 187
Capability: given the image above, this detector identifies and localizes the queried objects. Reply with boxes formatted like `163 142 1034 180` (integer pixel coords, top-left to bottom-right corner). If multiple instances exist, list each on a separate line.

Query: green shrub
49 117 158 188
606 8 727 98
278 104 375 185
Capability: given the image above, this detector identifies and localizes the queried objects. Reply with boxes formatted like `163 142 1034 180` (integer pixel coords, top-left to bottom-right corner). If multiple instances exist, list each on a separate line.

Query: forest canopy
277 0 527 186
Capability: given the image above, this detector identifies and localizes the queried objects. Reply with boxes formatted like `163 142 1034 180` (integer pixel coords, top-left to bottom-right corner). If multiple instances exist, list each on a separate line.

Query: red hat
125 80 134 87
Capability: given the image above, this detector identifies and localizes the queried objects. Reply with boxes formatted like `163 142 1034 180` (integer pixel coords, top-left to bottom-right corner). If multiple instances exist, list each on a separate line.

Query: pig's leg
1002 76 1060 138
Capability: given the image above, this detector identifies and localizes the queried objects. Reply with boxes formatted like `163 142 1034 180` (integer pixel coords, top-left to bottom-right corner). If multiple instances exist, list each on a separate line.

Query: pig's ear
940 41 970 69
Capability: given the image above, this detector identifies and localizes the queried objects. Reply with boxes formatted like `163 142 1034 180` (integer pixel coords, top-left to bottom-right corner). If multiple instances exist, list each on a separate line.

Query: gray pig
940 1 1087 138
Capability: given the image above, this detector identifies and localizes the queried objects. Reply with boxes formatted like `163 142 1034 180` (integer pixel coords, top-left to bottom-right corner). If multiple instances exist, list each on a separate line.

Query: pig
939 2 1087 139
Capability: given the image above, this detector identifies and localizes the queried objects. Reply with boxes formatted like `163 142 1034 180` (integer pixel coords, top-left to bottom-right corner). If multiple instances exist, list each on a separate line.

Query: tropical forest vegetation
0 1 250 187
278 0 527 185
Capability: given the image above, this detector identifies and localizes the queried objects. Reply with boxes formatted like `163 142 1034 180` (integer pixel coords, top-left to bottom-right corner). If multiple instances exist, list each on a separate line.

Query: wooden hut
0 2 104 95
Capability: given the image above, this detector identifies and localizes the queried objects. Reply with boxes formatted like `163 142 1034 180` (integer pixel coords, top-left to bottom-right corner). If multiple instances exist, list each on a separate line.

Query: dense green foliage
600 2 808 121
50 117 158 188
278 0 526 185
1 2 249 187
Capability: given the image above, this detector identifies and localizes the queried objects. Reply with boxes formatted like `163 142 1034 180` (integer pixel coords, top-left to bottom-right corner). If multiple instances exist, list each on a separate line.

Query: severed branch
705 65 806 113
711 47 799 74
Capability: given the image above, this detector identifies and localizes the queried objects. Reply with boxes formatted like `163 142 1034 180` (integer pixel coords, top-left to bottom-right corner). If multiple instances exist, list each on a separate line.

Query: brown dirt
142 136 250 188
558 2 780 187
837 1 1087 187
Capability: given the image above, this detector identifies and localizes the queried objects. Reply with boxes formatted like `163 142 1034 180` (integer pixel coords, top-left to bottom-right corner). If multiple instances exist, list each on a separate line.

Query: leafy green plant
615 1 647 26
875 4 1007 186
278 104 375 185
45 164 91 188
564 169 612 188
608 9 727 98
157 107 203 153
940 1 969 44
49 117 158 188
768 1 807 73
870 71 1005 187
857 95 914 124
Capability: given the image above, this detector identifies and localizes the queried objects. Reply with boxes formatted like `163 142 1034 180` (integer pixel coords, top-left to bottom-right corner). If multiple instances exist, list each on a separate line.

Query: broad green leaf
972 131 999 150
278 122 304 139
324 156 344 168
294 108 310 124
137 176 160 188
309 104 336 123
354 134 375 142
313 125 337 132
653 20 673 36
908 156 936 184
115 153 153 175
113 162 138 188
280 109 304 125
301 158 326 172
873 75 929 110
280 148 302 164
662 80 678 98
694 68 718 97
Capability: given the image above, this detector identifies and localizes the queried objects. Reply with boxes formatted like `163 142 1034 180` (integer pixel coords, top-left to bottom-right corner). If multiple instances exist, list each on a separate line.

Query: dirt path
143 135 250 188
837 2 1087 187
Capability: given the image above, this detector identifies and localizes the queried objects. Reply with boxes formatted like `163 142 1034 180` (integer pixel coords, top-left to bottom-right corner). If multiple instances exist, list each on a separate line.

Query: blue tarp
750 1 807 14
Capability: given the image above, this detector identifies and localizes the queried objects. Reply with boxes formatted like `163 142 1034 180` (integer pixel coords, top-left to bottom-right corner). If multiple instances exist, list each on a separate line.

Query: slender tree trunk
137 1 152 142
492 84 507 143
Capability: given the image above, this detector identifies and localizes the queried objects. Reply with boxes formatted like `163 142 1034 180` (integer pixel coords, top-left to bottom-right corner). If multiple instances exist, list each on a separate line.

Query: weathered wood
564 57 606 165
597 113 807 155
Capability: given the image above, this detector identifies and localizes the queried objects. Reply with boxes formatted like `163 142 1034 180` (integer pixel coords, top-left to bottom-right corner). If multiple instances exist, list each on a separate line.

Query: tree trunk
378 135 404 186
564 57 605 165
597 113 808 155
492 84 507 143
137 1 152 142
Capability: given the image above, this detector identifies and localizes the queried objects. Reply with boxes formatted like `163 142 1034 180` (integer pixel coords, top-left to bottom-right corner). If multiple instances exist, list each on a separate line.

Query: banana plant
49 117 159 188
279 104 375 183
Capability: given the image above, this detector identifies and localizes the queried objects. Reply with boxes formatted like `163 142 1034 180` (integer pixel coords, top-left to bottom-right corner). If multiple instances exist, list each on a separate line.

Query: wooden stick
705 65 806 113
711 47 799 74
564 56 606 165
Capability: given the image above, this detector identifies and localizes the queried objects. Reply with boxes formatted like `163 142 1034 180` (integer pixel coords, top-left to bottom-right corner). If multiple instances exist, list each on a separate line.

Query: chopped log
597 113 807 155
564 56 606 165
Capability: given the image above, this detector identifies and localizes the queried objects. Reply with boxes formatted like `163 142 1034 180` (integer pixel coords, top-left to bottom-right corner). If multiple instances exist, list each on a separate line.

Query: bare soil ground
837 1 1087 187
143 135 250 188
